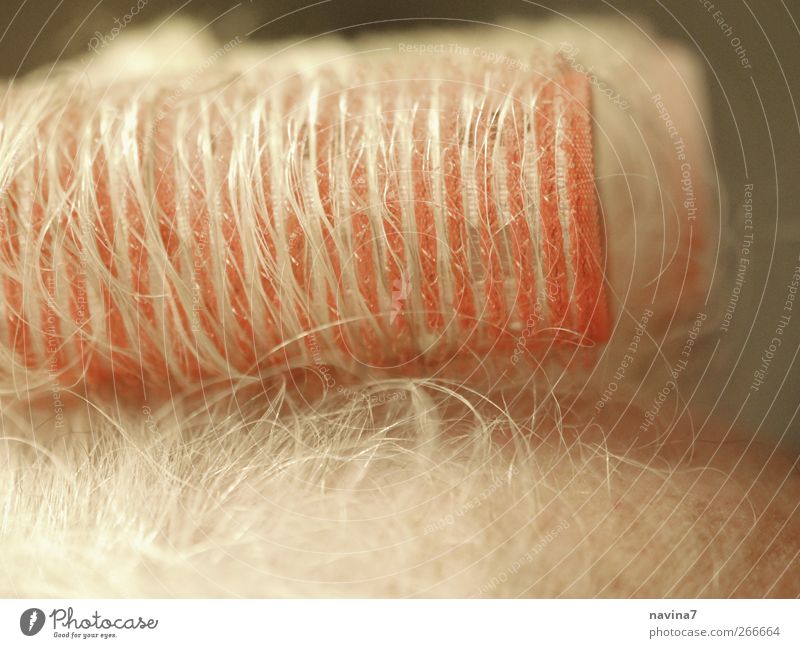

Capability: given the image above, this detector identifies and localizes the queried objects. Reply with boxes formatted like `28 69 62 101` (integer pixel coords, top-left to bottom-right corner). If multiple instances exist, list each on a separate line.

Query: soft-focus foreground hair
0 18 797 597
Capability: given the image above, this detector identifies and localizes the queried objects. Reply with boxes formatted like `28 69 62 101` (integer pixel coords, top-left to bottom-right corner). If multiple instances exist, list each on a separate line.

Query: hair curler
0 22 715 394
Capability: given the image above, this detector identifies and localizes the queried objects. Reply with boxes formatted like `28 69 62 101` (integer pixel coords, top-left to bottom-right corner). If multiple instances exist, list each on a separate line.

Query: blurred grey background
0 0 798 449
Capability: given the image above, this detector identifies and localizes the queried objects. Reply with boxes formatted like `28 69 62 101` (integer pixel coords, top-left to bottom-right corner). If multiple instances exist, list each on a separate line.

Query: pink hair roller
0 30 712 395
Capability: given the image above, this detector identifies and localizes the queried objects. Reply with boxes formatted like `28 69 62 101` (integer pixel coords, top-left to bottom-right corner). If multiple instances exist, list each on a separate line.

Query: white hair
1 17 795 598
